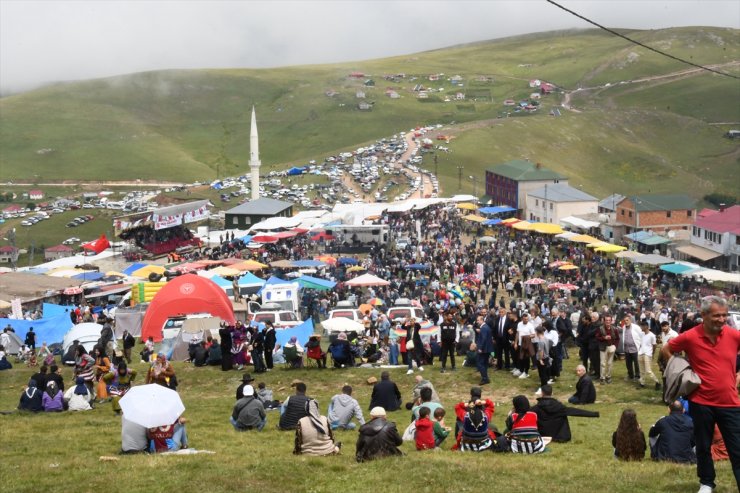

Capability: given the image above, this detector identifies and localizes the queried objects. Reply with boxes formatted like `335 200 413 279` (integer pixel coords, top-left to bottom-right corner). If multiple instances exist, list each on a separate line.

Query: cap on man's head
370 406 386 418
242 385 255 397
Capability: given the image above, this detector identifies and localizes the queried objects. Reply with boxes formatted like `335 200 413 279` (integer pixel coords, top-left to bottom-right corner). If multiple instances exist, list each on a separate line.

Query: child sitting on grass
433 407 451 448
415 406 435 450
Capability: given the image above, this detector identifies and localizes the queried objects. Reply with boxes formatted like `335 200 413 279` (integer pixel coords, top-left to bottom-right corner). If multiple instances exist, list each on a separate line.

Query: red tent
82 234 110 254
140 274 236 342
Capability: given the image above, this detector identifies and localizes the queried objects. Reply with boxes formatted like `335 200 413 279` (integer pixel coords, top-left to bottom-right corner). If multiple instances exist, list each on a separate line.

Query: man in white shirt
544 320 560 381
514 313 535 379
637 321 661 390
620 315 643 382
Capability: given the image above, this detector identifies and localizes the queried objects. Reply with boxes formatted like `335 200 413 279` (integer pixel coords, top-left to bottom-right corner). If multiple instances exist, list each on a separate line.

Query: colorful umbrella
367 298 384 306
315 255 337 265
358 303 373 315
346 265 366 273
523 278 546 285
558 264 579 271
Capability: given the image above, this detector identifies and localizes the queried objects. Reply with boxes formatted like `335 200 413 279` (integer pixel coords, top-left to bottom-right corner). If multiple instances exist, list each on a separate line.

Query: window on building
620 209 625 216
666 211 672 218
550 203 553 210
687 210 692 217
628 211 633 218
736 236 740 245
535 199 539 206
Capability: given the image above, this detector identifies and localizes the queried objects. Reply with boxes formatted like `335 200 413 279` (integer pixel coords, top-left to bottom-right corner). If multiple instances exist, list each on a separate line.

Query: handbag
405 339 415 350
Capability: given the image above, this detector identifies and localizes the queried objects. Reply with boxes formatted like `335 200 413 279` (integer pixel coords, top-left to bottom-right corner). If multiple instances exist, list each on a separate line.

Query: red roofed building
3 204 22 213
44 244 75 261
29 189 43 200
0 245 19 264
679 205 740 270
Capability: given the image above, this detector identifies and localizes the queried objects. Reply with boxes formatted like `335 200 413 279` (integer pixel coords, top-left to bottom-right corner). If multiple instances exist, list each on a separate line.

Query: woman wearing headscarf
505 395 546 454
104 361 137 414
18 379 43 412
293 399 341 456
92 346 112 402
64 376 93 411
42 381 64 412
74 345 95 395
457 400 494 452
146 353 176 390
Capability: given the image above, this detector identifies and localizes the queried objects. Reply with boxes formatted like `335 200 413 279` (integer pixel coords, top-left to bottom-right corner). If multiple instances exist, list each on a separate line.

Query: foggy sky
1 0 739 95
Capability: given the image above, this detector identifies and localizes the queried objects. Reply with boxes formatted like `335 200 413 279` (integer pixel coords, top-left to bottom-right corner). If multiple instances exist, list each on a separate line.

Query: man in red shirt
662 296 740 493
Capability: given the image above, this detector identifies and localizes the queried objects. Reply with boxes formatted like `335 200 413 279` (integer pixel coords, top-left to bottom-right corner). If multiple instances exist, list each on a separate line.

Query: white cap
243 385 254 396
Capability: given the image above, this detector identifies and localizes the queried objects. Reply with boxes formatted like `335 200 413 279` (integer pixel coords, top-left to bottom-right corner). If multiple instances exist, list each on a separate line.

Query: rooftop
598 193 625 211
623 194 697 212
487 159 566 181
225 197 294 216
528 184 597 202
45 244 74 252
694 205 740 235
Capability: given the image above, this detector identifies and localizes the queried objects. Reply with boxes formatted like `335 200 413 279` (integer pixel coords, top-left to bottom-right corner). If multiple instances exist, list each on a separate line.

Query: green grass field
0 348 735 493
1 27 738 203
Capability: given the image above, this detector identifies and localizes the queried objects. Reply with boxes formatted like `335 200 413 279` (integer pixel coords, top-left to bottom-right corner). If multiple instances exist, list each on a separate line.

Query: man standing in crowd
662 296 740 493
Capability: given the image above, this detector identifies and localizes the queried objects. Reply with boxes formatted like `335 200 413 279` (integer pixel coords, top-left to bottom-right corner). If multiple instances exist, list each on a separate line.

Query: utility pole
434 153 438 178
457 165 464 191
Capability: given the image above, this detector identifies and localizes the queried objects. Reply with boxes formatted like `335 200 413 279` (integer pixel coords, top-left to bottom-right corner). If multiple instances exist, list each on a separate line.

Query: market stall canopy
483 219 502 226
692 269 740 283
560 216 600 229
456 203 478 211
675 245 723 262
296 275 336 291
345 273 390 287
209 266 240 277
479 205 516 215
659 262 703 275
270 259 297 269
512 221 533 231
231 260 268 271
594 244 627 253
554 231 579 240
462 214 487 223
569 234 601 244
530 223 563 234
614 250 644 259
131 265 166 279
630 254 674 265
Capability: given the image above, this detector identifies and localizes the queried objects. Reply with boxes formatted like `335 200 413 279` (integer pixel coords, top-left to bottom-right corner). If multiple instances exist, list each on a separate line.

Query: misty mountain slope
0 27 737 200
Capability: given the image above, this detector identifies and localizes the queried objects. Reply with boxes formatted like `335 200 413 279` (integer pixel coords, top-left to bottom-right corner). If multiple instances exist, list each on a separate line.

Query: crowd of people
3 201 739 492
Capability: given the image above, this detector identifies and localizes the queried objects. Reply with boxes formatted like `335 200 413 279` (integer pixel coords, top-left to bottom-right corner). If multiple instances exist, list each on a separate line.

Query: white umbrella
119 384 185 428
322 317 365 333
478 236 495 243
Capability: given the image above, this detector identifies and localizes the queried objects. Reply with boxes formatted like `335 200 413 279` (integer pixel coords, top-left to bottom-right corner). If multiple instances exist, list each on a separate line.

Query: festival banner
153 213 183 230
184 205 209 224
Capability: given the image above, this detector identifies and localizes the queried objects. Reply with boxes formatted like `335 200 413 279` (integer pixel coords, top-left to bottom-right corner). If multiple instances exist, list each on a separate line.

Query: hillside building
224 198 294 230
484 159 567 215
44 244 75 261
525 184 598 224
679 205 740 270
614 194 696 235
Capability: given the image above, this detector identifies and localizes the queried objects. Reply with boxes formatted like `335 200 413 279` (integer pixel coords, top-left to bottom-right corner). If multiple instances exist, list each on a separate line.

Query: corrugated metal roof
626 194 696 212
225 198 294 216
528 184 597 202
486 159 565 181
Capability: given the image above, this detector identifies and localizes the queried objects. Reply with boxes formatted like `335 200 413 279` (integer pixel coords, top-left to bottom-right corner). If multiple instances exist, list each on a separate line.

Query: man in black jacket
568 365 596 404
649 400 696 464
369 371 401 411
262 322 276 370
122 330 136 364
493 307 513 370
439 311 457 372
532 385 599 442
356 406 403 462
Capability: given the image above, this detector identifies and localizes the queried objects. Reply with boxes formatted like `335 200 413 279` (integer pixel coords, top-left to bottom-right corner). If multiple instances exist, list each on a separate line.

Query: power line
546 0 740 80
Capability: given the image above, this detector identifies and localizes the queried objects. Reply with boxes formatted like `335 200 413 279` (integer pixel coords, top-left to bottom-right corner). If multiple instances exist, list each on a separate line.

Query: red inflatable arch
140 274 235 342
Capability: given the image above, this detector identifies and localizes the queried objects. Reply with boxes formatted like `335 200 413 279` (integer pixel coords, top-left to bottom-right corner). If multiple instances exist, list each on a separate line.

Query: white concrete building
525 184 598 224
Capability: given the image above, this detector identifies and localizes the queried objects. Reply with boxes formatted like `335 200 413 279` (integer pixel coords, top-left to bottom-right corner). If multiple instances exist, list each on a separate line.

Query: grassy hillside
0 27 738 201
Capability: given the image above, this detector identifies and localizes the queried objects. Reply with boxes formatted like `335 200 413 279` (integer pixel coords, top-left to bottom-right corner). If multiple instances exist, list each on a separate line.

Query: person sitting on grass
648 400 696 464
231 385 267 431
504 395 547 454
64 376 93 411
256 382 280 410
433 407 451 448
328 385 365 430
18 379 43 413
612 408 646 461
42 381 64 412
279 382 310 430
457 399 494 452
206 339 222 366
414 406 435 451
0 344 12 370
568 365 596 405
148 415 189 453
294 399 341 456
531 384 600 443
369 371 402 412
146 353 177 390
121 415 149 454
355 407 404 462
104 362 137 414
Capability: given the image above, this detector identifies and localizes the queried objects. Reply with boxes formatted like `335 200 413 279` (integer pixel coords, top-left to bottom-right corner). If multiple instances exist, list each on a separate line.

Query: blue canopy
275 319 315 347
296 275 336 291
287 167 306 176
660 263 701 275
479 205 515 215
239 234 253 243
483 219 502 226
72 271 104 281
264 276 291 285
405 263 430 270
43 303 75 318
123 262 148 276
292 259 326 268
209 275 232 288
4 312 74 344
27 267 49 275
338 257 358 266
240 272 266 286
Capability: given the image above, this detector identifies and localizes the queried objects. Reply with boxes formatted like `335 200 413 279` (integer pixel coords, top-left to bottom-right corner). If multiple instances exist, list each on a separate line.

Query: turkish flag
82 234 111 254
